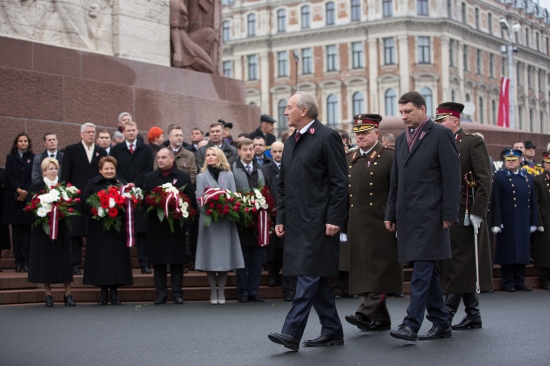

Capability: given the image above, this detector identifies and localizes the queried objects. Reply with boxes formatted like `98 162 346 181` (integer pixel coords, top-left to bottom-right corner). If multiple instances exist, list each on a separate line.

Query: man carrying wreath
143 148 197 305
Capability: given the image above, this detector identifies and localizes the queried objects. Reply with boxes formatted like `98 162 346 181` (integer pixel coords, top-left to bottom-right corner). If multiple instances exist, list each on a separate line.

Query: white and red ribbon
198 187 227 207
257 209 270 247
49 204 59 240
120 184 135 248
165 191 181 218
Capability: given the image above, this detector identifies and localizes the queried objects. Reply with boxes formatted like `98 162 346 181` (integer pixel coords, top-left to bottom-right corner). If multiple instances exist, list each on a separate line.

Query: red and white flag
497 76 510 128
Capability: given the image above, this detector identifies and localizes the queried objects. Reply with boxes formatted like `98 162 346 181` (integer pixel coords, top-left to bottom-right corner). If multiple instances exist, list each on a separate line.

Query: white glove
339 233 348 242
492 227 501 234
530 226 537 233
537 226 545 232
470 214 483 234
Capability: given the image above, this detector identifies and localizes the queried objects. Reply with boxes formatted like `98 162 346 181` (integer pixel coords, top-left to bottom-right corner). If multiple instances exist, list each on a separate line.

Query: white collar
47 150 58 156
275 161 281 168
81 140 94 150
125 140 137 149
360 144 376 156
241 160 253 169
299 120 316 135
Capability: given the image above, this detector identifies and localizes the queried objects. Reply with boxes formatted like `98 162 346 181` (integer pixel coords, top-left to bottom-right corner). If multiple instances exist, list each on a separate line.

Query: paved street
1 291 549 366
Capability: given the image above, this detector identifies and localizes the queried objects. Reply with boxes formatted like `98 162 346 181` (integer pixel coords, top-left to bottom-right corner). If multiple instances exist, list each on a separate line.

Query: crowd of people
0 92 548 347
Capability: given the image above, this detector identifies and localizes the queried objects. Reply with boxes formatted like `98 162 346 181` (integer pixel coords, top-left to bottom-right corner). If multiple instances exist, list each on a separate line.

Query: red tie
129 144 134 154
295 131 301 142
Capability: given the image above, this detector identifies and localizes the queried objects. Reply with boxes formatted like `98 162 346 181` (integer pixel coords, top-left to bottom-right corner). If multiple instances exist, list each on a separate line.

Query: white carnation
36 207 48 218
182 211 189 218
109 198 116 208
98 207 105 217
182 201 188 209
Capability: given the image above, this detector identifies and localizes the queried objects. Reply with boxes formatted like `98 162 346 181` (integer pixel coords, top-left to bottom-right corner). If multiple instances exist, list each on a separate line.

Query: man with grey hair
60 122 108 275
268 92 348 351
117 112 144 142
381 133 396 148
111 131 125 146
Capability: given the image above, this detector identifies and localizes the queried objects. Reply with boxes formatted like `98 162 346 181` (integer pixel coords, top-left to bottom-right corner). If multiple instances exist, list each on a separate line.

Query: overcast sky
539 0 550 10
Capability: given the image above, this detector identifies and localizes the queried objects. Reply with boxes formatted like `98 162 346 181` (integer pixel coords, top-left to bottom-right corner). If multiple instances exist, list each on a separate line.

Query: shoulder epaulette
381 145 395 151
346 147 358 155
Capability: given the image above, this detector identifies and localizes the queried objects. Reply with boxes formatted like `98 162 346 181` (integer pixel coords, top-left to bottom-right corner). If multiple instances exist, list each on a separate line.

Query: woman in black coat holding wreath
81 156 133 305
27 158 74 307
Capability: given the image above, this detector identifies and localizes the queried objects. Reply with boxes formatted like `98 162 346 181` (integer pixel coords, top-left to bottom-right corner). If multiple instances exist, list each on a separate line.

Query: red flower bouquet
145 183 196 233
238 185 277 247
198 187 248 227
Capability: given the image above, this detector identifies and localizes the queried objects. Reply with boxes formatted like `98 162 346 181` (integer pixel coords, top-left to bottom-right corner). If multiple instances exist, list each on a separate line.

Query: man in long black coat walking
268 92 348 351
385 91 461 342
110 121 154 273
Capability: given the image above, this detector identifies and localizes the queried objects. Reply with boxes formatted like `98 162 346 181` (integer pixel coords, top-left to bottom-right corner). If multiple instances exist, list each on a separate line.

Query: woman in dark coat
0 167 11 272
2 133 35 272
81 156 133 305
27 158 74 307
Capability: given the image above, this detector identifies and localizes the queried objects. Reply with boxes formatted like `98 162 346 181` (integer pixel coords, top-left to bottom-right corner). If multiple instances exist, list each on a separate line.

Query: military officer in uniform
343 114 403 332
492 149 538 292
533 152 550 290
434 103 493 330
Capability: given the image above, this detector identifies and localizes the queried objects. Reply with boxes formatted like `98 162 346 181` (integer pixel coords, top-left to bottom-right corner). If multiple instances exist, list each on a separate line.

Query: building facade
222 0 550 135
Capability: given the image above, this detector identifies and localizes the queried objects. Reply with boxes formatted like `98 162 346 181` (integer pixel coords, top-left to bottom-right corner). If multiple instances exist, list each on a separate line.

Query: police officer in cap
249 114 277 146
533 152 550 290
435 102 494 330
343 114 403 332
492 149 538 292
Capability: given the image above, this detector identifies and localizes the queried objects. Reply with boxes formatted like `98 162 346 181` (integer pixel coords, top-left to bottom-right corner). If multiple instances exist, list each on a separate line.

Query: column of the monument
398 34 410 95
260 52 270 114
367 38 378 114
441 37 451 102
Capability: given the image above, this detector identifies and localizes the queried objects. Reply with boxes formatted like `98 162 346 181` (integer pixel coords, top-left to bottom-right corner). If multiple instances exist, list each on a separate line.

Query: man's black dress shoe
248 295 265 302
154 297 167 304
515 284 532 291
481 289 494 293
268 332 299 351
504 286 515 292
173 297 184 304
418 325 452 340
543 284 550 290
303 333 344 347
141 266 151 274
394 292 405 298
345 313 371 331
284 297 293 302
23 265 29 272
15 265 22 273
390 324 418 342
452 315 481 330
238 296 248 303
45 295 54 307
370 321 391 331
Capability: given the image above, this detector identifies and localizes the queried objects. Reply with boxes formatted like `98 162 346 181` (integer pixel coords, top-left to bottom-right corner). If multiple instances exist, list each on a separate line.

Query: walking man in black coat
385 91 461 342
144 148 196 304
110 120 154 273
31 133 63 183
60 123 107 275
268 92 348 351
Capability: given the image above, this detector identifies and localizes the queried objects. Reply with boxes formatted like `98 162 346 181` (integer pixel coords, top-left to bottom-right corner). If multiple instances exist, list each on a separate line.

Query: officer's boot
444 293 462 327
452 292 481 330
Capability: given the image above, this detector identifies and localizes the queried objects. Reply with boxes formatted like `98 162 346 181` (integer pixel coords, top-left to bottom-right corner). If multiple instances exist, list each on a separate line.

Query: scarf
405 118 428 151
161 163 175 179
18 149 27 158
43 176 59 188
207 165 222 183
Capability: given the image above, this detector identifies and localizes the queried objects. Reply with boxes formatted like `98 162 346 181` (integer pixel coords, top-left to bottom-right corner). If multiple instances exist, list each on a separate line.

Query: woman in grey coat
195 147 244 304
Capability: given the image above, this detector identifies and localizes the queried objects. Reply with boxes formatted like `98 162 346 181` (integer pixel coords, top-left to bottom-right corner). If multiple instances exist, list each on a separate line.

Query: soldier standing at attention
435 103 493 330
532 152 550 290
343 114 403 333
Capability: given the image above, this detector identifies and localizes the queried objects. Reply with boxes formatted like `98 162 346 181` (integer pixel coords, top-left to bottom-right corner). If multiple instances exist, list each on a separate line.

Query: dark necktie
295 131 301 142
50 154 55 158
129 144 134 154
246 165 252 175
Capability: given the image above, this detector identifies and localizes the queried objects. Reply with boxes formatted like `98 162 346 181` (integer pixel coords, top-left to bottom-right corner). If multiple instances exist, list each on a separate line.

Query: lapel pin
95 152 99 157
173 179 177 184
309 127 315 134
27 159 31 163
420 131 426 140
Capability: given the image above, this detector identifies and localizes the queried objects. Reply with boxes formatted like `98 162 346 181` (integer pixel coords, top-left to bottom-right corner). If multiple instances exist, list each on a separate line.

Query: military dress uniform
492 149 538 291
343 114 403 332
533 152 550 290
434 103 493 330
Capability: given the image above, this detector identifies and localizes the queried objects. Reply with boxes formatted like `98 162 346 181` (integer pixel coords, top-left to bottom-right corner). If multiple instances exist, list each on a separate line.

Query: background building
222 0 550 135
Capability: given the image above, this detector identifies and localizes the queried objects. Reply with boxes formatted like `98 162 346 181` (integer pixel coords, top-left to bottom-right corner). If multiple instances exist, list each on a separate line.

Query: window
479 97 484 123
301 6 311 29
327 45 338 71
536 33 540 51
539 70 544 91
540 112 544 133
530 109 534 131
491 100 497 125
352 92 364 116
247 55 257 80
351 0 361 21
385 89 396 116
417 36 430 64
449 39 455 67
420 87 433 117
476 49 482 75
327 94 338 127
475 8 479 29
526 29 530 47
352 42 364 69
517 62 522 86
277 9 286 32
302 48 312 74
519 106 523 126
489 54 494 78
326 2 335 25
247 14 256 36
527 66 532 89
488 13 493 35
278 99 288 134
277 51 288 77
447 0 452 18
223 61 232 77
384 38 395 65
222 21 230 42
418 0 428 16
461 2 466 24
383 0 393 17
463 45 469 71
222 0 234 5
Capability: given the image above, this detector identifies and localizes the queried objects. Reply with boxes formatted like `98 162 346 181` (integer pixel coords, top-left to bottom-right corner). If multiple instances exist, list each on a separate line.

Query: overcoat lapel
90 144 103 165
77 143 89 165
405 119 433 164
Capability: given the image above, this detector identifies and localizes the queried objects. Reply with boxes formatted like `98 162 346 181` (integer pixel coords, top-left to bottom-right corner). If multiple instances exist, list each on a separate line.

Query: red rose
216 204 223 209
67 183 73 187
75 198 80 203
233 206 239 211
245 208 249 213
25 206 31 212
68 208 74 213
108 207 118 217
252 207 257 213
76 190 81 195
209 203 215 209
229 197 235 202
67 198 73 203
206 209 212 215
235 201 241 207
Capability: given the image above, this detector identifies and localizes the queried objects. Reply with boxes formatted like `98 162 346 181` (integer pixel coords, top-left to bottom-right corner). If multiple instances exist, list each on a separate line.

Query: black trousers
137 233 148 268
330 271 350 296
268 246 283 282
403 260 449 333
500 264 526 287
71 237 83 268
539 267 550 287
187 215 199 263
236 246 263 297
154 264 184 299
282 275 297 299
282 276 343 341
356 293 391 325
11 224 31 266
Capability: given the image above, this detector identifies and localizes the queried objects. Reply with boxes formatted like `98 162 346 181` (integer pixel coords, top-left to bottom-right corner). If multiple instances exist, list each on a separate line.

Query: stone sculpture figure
186 0 220 73
0 0 34 37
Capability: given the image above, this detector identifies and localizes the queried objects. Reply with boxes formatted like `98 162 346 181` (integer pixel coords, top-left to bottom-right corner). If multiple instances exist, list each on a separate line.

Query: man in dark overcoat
435 102 493 330
385 91 461 342
268 92 348 351
60 123 107 275
31 133 63 183
195 122 238 170
144 148 196 304
232 138 270 303
343 114 403 333
533 152 550 290
249 114 277 147
492 149 538 291
110 120 154 274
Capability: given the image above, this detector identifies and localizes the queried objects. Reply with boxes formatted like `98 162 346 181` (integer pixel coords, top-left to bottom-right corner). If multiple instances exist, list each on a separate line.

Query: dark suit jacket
276 120 348 276
109 139 153 188
2 151 35 225
249 127 276 146
32 150 64 183
385 119 461 263
263 161 280 183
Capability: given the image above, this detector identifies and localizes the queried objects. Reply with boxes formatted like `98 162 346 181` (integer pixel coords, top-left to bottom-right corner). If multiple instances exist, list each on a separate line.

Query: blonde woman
195 147 244 304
